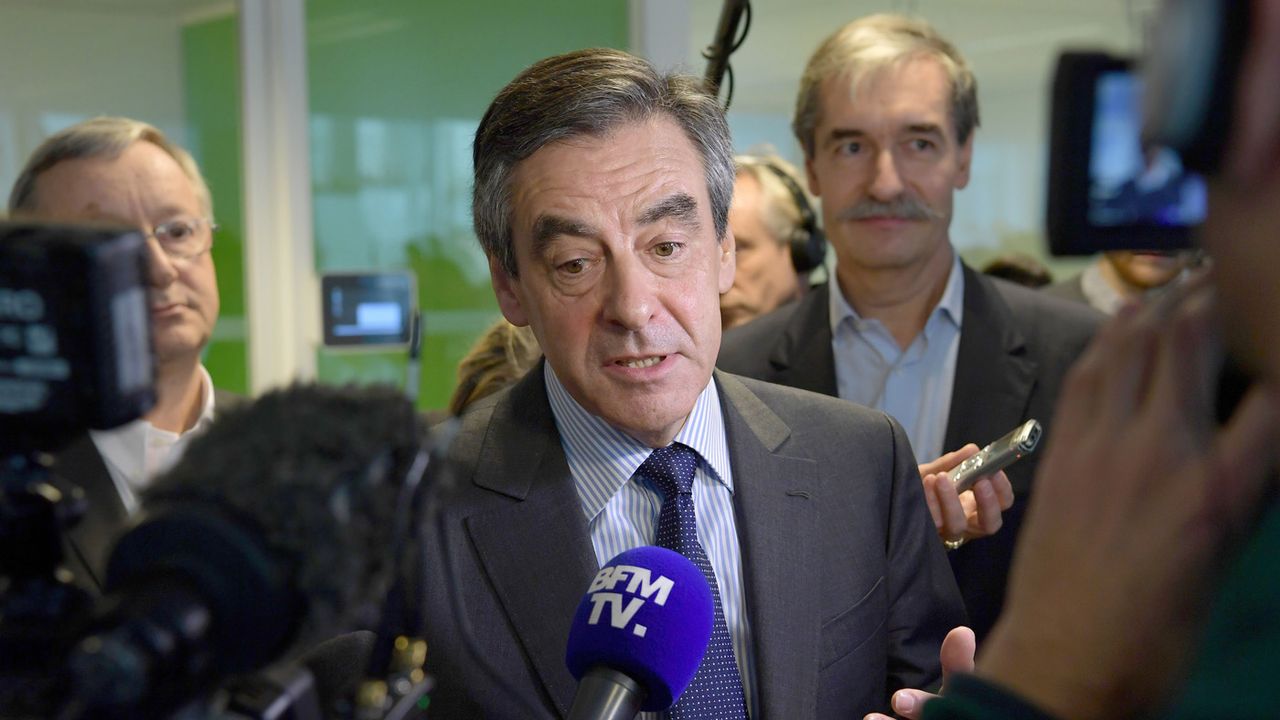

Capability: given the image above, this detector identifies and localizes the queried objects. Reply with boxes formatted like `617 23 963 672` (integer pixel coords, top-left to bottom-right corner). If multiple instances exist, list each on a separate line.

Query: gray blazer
718 264 1102 641
417 366 965 719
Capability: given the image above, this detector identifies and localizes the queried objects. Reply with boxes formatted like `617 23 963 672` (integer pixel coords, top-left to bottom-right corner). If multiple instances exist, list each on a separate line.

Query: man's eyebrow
531 214 602 255
637 192 700 230
823 128 867 146
905 123 945 139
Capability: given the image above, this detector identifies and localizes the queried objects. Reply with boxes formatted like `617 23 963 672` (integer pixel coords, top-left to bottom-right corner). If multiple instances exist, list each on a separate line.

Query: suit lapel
463 370 598 717
943 267 1037 470
768 284 838 396
52 432 127 591
716 372 822 719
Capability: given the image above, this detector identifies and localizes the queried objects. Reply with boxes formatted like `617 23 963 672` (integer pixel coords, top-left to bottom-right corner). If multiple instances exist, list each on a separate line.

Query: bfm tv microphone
565 546 714 720
64 383 428 718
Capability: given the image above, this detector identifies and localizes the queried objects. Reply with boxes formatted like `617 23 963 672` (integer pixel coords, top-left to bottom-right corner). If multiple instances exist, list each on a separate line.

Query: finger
920 444 980 477
922 474 945 530
970 478 1005 536
991 469 1015 510
1208 383 1280 530
891 689 938 719
933 474 969 538
1093 301 1161 426
1146 284 1218 425
940 625 977 681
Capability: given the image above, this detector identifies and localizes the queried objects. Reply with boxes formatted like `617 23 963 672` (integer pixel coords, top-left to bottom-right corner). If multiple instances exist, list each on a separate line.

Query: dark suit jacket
417 367 965 719
717 264 1102 641
52 387 243 592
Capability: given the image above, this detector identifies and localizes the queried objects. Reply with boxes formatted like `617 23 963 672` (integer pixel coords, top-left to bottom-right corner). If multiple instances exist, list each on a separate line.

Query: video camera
0 222 154 451
0 222 436 719
1045 1 1247 256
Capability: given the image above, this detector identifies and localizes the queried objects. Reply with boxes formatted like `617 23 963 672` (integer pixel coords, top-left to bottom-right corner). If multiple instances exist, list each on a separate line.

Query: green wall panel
182 15 249 395
307 0 629 410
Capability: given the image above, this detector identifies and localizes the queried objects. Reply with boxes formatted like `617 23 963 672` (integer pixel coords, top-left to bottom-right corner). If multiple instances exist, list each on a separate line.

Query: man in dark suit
7 117 233 591
717 15 1101 643
417 48 964 719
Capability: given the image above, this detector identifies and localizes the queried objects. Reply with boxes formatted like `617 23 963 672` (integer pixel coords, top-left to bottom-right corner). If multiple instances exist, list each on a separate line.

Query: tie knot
639 442 700 498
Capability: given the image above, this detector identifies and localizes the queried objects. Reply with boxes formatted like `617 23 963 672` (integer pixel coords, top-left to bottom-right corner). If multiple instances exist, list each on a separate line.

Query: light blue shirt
545 364 758 718
830 254 964 463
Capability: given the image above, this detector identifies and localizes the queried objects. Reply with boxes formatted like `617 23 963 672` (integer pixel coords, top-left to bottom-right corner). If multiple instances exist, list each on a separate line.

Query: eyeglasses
144 217 218 261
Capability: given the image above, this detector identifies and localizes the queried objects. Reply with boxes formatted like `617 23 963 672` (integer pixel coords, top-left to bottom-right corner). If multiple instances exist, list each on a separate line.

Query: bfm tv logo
585 564 675 638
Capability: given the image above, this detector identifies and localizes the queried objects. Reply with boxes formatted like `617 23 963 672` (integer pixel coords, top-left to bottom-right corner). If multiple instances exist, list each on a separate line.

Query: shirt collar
829 251 966 335
88 365 218 501
544 363 733 523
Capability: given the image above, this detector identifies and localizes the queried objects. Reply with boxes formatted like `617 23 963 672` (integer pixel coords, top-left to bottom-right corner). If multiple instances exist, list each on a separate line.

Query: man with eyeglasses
7 116 231 592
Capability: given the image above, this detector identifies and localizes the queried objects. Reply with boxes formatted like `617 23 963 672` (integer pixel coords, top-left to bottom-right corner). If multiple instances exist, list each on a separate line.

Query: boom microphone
62 383 428 718
565 546 714 720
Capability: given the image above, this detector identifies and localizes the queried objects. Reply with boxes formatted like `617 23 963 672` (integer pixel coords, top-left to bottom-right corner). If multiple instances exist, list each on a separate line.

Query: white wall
0 2 187 205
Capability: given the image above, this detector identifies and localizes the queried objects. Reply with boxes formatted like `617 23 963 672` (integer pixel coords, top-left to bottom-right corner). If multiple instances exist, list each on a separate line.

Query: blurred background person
7 117 238 592
447 318 541 415
1044 250 1195 315
721 152 827 329
981 252 1054 288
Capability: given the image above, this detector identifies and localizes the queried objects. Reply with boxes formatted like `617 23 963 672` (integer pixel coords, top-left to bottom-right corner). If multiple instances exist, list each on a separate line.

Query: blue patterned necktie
637 442 749 719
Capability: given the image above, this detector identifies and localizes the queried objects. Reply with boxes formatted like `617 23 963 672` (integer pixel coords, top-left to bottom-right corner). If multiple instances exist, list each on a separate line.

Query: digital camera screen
1047 52 1199 255
1087 71 1207 228
321 272 416 348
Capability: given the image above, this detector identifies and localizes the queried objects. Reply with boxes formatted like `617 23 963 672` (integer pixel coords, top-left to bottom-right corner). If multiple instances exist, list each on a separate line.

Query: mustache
837 197 943 222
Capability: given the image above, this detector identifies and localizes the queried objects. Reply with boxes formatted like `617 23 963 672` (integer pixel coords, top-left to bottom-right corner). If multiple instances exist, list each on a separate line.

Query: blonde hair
8 116 213 216
793 14 979 157
449 319 543 415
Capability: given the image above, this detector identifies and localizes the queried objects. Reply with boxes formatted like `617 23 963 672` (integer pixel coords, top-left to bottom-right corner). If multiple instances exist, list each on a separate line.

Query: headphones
754 159 827 274
1143 0 1250 174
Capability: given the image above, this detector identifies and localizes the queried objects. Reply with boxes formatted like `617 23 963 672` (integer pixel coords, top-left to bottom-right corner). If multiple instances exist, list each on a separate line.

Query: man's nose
601 256 656 331
868 149 906 201
143 235 179 288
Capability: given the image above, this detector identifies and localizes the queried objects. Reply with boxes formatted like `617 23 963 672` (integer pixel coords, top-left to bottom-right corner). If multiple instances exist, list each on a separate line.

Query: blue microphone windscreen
565 546 714 711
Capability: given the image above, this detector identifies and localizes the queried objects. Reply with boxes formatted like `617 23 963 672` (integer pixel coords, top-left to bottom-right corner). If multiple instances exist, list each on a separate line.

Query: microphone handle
567 667 645 720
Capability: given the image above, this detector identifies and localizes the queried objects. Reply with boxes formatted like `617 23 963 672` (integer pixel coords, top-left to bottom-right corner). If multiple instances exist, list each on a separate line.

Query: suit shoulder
725 372 891 434
989 274 1103 344
718 300 800 373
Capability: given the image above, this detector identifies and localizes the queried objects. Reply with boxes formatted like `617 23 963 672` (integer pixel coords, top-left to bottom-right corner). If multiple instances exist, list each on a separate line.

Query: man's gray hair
8 116 213 216
734 152 816 248
793 14 980 158
472 48 735 277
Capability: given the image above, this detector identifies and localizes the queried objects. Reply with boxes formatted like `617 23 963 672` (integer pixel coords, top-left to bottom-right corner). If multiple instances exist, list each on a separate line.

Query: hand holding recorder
918 423 1032 545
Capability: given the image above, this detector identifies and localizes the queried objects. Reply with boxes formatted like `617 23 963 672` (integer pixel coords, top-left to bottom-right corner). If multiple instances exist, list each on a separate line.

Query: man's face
721 173 801 329
805 57 972 274
491 117 735 447
1104 250 1189 291
33 141 220 366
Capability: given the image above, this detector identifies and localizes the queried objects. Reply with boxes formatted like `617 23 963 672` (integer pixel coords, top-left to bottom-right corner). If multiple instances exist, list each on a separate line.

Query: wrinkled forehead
825 54 956 129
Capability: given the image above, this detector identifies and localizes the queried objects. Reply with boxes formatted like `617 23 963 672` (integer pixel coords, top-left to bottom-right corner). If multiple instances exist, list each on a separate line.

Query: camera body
0 221 154 451
1046 52 1206 256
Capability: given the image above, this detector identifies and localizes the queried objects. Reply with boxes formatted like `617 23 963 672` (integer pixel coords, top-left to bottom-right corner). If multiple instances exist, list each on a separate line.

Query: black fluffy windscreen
141 383 427 655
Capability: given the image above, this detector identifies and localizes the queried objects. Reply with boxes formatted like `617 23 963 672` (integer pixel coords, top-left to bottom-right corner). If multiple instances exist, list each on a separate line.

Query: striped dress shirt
545 364 759 718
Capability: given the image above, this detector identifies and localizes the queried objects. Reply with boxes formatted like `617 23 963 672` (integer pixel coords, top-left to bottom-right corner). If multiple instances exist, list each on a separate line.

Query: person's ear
1227 0 1280 183
954 134 974 190
718 227 736 295
489 256 530 327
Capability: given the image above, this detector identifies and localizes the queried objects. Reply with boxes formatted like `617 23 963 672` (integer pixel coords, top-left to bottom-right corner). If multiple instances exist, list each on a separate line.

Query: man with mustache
718 14 1101 642
7 116 231 592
